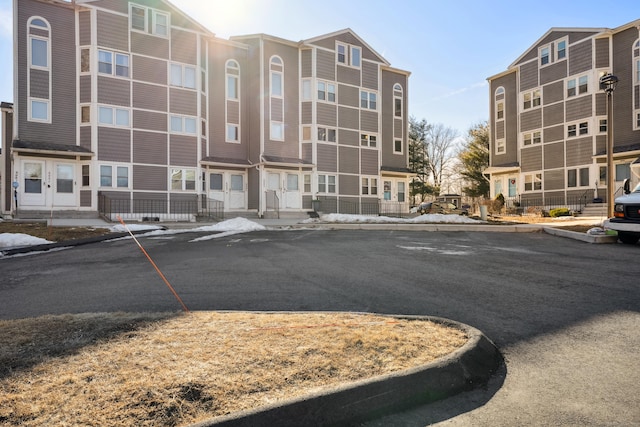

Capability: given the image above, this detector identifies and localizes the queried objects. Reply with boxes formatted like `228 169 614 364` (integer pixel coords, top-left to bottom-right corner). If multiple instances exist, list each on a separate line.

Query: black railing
510 191 595 212
313 197 411 218
98 193 224 222
265 190 280 218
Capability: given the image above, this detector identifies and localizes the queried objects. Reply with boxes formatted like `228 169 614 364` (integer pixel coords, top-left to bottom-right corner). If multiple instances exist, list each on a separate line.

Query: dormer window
130 4 169 37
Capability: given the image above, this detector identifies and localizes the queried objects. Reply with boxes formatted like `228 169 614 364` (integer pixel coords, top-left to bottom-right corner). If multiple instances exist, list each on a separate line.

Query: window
398 182 406 202
568 124 576 137
557 40 567 60
351 46 361 67
226 60 239 99
170 63 196 89
523 89 541 110
302 79 311 101
302 126 311 140
271 122 284 140
394 83 403 117
171 169 196 191
336 43 361 67
394 139 403 153
130 4 169 37
523 131 541 146
567 75 588 97
496 138 505 154
636 112 640 129
99 106 130 127
579 122 588 135
82 165 90 187
170 115 197 135
100 165 129 188
271 70 282 97
80 48 90 73
81 105 90 123
337 44 346 64
540 46 550 66
568 168 589 187
496 102 504 120
227 124 239 142
304 174 311 192
616 163 631 182
568 121 588 137
524 173 542 191
98 50 129 77
29 98 49 122
361 134 377 147
360 90 377 110
318 175 336 193
495 87 505 121
318 127 336 142
599 119 607 133
29 17 49 69
361 177 378 195
317 81 336 102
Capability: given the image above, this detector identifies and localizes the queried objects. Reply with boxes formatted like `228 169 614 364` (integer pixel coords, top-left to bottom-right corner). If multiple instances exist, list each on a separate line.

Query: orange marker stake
117 216 189 313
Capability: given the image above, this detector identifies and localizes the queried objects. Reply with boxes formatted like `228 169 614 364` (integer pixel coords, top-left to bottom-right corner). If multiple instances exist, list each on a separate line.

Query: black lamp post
599 72 618 218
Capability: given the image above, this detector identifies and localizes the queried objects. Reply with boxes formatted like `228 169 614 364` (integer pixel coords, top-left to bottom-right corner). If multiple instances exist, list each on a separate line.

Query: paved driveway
1 228 638 425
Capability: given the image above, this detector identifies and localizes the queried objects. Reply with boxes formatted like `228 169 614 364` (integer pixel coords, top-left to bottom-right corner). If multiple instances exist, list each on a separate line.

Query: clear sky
0 0 638 142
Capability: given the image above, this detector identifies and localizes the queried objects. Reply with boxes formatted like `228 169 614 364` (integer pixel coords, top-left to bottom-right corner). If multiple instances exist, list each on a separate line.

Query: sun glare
182 0 268 38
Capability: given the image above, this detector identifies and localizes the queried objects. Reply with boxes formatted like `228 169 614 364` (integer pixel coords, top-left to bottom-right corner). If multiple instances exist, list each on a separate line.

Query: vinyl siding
568 40 593 76
543 103 564 127
338 84 359 108
80 126 91 151
133 110 167 132
361 61 378 90
338 106 359 130
338 146 358 174
98 76 130 106
360 149 378 175
566 95 592 122
520 109 542 132
595 38 610 68
133 165 167 191
80 190 92 207
301 49 312 78
540 61 566 85
519 61 538 91
544 170 564 191
360 110 378 133
495 121 505 139
97 127 131 162
317 144 337 172
339 129 359 147
301 143 312 163
226 100 239 124
566 137 593 167
131 32 169 60
339 174 359 195
301 102 312 124
270 98 283 121
170 88 197 116
317 103 337 126
132 55 167 85
336 65 360 86
169 135 197 167
316 49 335 81
521 146 542 172
544 142 564 169
133 130 167 164
133 81 167 112
80 75 91 103
96 9 127 52
543 124 564 143
171 28 197 65
543 81 564 105
30 69 49 98
78 10 91 45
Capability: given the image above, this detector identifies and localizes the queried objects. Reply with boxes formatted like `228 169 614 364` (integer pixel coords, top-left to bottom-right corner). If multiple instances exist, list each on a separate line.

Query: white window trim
566 74 588 98
336 42 361 68
524 172 542 192
317 80 336 103
170 115 197 135
634 110 640 131
394 138 403 154
170 168 197 191
129 4 169 38
522 130 542 146
522 89 541 110
270 121 284 141
567 120 589 138
170 63 196 89
226 124 240 143
361 176 379 196
555 38 568 61
317 174 337 194
29 34 50 71
360 90 377 110
495 138 505 154
28 97 51 123
539 45 551 67
98 49 130 78
99 164 130 189
98 105 131 128
317 126 337 143
360 133 377 148
567 167 590 188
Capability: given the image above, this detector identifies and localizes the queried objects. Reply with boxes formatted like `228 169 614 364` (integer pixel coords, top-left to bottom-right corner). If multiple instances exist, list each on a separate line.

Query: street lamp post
600 73 618 219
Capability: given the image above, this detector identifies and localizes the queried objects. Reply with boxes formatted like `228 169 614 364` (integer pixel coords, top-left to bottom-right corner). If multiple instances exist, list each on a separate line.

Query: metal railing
265 190 280 218
507 191 595 213
98 193 224 222
313 197 411 218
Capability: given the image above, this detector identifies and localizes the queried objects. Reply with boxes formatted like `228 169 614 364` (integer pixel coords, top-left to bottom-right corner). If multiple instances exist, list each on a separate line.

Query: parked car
603 179 640 244
417 201 465 215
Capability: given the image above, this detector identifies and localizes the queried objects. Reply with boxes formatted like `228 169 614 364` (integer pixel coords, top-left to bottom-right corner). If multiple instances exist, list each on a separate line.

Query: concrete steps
579 203 607 217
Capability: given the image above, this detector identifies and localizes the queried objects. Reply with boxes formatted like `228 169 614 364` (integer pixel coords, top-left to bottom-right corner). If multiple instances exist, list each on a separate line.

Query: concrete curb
543 226 618 244
292 223 544 232
189 316 502 427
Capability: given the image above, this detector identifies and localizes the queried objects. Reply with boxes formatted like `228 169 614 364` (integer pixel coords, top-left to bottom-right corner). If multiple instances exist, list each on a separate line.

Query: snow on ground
0 214 480 250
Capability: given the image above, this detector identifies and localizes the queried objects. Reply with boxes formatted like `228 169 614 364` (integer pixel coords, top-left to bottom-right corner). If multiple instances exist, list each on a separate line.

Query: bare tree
425 123 459 194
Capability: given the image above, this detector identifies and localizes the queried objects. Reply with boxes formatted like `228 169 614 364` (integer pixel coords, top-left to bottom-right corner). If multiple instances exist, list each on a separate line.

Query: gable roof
302 28 390 66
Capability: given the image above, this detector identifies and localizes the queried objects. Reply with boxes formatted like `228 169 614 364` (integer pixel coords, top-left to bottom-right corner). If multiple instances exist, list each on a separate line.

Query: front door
508 177 517 197
54 163 76 207
22 161 46 207
267 172 282 210
209 172 246 210
284 173 300 209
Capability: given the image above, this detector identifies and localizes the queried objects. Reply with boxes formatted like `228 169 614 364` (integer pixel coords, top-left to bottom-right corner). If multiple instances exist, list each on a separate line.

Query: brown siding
270 98 283 122
361 61 378 90
566 137 593 166
595 38 610 68
169 88 197 116
317 103 337 126
394 118 403 139
338 146 358 174
338 106 359 130
543 81 564 105
131 32 169 60
317 144 337 172
338 84 358 108
80 126 91 151
540 61 567 85
80 190 92 207
301 102 312 124
226 100 239 124
544 142 564 169
98 76 130 106
133 81 167 112
78 10 91 45
171 28 197 65
495 121 505 139
316 49 335 81
339 174 358 195
133 165 167 191
96 9 127 52
519 61 538 91
595 135 606 155
339 129 358 147
97 127 131 162
612 26 640 148
520 109 542 131
521 146 542 172
301 143 312 163
133 130 167 164
132 55 167 85
360 149 378 175
133 110 167 132
336 65 360 86
544 125 564 143
595 92 606 116
169 135 197 166
30 69 49 98
80 75 91 103
360 110 378 133
544 170 564 190
543 103 564 127
568 40 592 75
301 49 312 78
566 95 592 122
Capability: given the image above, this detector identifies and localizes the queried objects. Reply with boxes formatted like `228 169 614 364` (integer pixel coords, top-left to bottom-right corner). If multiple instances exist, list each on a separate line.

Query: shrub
549 207 571 217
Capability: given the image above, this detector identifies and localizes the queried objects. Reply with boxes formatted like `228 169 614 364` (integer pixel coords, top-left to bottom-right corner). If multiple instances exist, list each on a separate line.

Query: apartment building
486 19 640 208
1 0 411 219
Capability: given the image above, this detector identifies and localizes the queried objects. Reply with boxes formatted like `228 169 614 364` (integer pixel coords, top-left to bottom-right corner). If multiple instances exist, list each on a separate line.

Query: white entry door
22 161 46 207
209 172 246 210
54 163 76 207
284 173 300 209
267 172 283 210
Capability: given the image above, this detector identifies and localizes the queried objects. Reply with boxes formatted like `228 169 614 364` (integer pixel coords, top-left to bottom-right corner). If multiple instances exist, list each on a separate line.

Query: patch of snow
194 217 267 232
0 233 52 249
315 213 481 224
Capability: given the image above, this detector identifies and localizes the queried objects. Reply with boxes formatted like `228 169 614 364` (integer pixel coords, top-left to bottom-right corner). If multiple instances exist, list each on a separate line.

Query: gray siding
98 76 130 106
544 125 564 143
226 100 239 124
338 84 359 108
133 165 167 191
133 82 167 112
301 49 312 78
317 103 337 126
97 127 131 162
169 135 197 166
519 61 538 91
338 106 359 130
521 146 542 172
566 137 593 166
132 55 167 85
568 40 592 75
495 121 505 139
544 170 564 191
133 130 167 164
270 98 283 122
595 38 610 68
96 9 127 51
316 49 335 81
336 66 360 86
80 75 91 103
540 61 566 85
131 32 169 60
301 143 312 163
338 146 358 174
543 81 564 105
566 95 592 122
339 129 359 146
543 103 564 127
544 142 564 169
301 102 312 124
170 88 197 116
360 110 378 133
80 126 91 151
361 61 378 90
171 28 197 65
317 144 337 172
339 174 359 195
30 69 49 98
133 110 167 132
78 10 91 45
520 109 542 131
360 149 378 175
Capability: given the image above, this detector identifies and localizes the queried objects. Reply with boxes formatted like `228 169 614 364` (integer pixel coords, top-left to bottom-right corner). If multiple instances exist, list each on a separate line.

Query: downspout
258 37 265 217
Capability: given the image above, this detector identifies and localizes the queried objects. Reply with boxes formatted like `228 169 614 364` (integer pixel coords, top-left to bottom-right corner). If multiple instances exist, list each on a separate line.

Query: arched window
226 60 239 100
393 83 403 118
28 16 50 69
495 87 505 121
225 60 240 142
270 56 284 141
